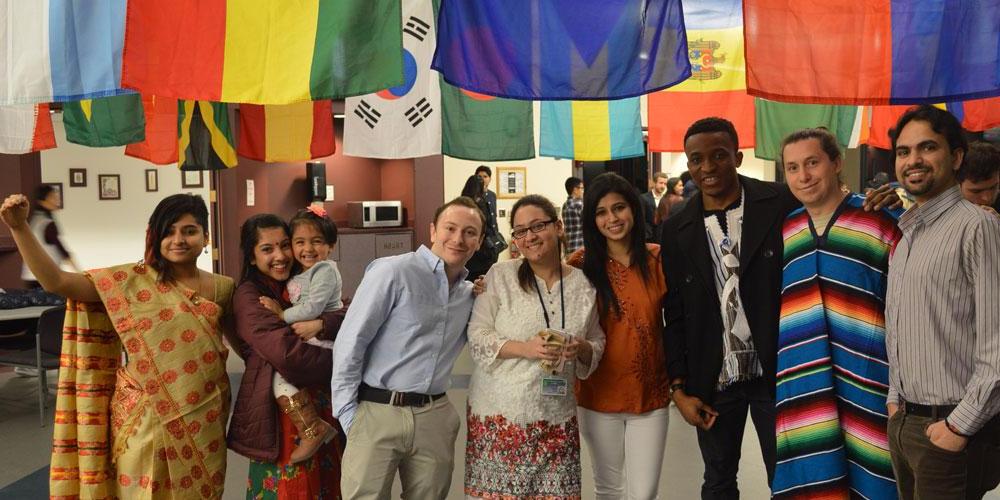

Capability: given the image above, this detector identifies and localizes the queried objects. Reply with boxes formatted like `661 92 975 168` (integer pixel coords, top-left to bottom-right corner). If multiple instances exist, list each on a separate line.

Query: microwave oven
347 201 404 228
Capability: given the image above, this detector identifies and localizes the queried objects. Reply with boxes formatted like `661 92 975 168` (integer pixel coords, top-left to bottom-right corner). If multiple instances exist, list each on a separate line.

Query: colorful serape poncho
774 194 902 499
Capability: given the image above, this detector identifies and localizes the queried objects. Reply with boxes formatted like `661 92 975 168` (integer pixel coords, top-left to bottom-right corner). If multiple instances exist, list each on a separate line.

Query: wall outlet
326 184 334 201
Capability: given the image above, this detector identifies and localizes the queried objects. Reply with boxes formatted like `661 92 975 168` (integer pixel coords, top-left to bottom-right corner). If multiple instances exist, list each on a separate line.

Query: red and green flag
62 94 145 147
121 0 404 105
441 82 534 161
238 101 335 162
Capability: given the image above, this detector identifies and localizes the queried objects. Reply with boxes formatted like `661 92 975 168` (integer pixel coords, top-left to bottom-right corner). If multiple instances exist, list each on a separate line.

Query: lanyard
532 263 565 330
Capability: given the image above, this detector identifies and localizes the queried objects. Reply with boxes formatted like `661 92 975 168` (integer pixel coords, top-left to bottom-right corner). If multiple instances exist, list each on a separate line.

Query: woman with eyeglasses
464 194 606 499
566 172 670 499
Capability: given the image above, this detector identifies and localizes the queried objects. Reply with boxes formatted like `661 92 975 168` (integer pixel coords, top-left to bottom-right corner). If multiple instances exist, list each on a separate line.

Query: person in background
331 197 484 499
958 141 1000 208
772 128 901 499
22 184 79 289
476 165 500 236
568 172 670 499
654 176 686 226
885 105 1000 499
462 175 500 280
562 177 585 255
640 172 669 242
465 194 604 499
680 171 698 200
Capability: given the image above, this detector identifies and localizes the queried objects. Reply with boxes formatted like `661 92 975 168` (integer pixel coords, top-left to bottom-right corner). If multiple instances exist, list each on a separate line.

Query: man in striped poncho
772 128 902 499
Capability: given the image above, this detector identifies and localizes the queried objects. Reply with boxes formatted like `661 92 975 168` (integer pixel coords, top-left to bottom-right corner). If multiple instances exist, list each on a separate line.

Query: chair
0 306 64 426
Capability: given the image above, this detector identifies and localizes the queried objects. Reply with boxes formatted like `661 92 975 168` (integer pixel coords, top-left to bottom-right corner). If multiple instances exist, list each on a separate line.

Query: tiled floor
2 359 998 499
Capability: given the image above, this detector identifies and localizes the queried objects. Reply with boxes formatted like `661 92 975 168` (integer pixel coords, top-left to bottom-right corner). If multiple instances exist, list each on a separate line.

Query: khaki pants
888 410 1000 499
341 396 461 499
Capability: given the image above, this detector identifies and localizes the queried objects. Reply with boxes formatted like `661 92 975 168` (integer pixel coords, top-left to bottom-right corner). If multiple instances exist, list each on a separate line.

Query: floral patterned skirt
246 390 343 500
465 409 581 500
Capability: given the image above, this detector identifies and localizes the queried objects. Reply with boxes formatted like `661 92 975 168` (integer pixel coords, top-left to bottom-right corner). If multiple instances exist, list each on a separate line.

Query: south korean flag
344 0 440 159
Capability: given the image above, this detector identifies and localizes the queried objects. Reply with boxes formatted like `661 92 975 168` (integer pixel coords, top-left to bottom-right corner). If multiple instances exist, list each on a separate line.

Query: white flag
343 0 440 159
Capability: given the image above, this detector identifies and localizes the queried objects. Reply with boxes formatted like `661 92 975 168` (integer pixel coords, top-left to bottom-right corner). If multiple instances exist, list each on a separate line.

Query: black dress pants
695 378 777 500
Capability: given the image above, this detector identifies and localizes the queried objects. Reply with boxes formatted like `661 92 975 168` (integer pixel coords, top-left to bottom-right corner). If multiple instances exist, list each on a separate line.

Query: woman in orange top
567 172 670 499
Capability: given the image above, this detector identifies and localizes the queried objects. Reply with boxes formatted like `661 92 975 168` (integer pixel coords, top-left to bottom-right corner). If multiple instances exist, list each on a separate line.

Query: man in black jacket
660 117 796 499
661 118 898 499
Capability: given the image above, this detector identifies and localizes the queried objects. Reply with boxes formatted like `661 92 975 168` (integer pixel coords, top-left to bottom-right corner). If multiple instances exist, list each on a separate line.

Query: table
0 306 53 322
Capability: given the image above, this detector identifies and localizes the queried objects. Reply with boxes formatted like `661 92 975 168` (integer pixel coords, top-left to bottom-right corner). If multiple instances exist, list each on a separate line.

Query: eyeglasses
511 219 556 240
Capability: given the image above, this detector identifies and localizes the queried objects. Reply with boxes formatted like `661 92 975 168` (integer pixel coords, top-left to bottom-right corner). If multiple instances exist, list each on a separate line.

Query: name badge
541 376 568 397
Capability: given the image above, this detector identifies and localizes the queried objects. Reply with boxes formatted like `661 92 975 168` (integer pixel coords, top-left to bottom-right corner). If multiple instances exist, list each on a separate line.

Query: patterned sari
50 263 234 499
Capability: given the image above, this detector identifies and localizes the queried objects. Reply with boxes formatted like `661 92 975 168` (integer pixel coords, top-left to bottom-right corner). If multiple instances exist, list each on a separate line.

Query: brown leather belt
358 383 445 407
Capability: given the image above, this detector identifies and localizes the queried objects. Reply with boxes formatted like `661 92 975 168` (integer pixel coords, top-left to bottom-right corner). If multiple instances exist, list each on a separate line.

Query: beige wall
39 118 214 272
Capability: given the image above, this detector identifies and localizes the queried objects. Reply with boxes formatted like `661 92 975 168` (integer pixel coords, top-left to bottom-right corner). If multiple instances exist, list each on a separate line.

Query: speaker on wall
307 161 326 202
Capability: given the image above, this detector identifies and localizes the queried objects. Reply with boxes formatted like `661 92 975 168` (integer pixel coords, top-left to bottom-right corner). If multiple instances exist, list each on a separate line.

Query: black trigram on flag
405 98 434 127
353 100 382 129
403 16 430 42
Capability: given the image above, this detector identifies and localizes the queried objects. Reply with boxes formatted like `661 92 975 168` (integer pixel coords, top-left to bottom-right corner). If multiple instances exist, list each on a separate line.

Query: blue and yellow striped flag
539 98 644 161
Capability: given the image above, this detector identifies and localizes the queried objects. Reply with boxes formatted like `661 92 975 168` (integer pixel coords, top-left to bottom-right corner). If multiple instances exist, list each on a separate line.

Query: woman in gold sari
0 193 236 499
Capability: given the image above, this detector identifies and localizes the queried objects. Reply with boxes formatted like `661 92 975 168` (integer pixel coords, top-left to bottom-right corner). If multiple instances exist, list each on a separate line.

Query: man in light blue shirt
332 197 485 499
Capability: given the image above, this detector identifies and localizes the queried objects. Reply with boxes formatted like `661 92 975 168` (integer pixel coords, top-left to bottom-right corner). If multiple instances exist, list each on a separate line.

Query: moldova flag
648 0 755 152
237 101 335 162
125 95 179 165
539 98 645 161
433 0 691 100
122 0 404 105
62 94 146 148
1 0 130 105
0 104 57 154
744 0 1000 104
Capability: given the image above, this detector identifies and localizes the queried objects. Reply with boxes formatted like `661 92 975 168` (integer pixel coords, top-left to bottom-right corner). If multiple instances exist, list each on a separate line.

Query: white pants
272 337 334 398
578 406 670 500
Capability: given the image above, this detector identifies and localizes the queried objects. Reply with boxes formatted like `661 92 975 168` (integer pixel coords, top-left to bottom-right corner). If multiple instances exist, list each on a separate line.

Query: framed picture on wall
42 183 64 208
182 170 204 188
145 169 159 192
69 168 87 187
98 175 121 200
496 166 527 199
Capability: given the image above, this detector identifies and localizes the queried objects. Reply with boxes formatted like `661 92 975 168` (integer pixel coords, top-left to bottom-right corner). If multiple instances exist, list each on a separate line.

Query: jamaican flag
178 101 237 170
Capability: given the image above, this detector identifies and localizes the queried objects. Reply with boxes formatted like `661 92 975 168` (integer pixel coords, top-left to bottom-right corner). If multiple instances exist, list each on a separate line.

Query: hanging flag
0 104 57 154
238 101 335 162
121 0 404 105
1 0 130 105
744 0 1000 105
648 0 754 152
344 0 439 159
62 94 145 147
178 101 237 171
125 95 180 165
754 99 858 161
441 82 534 161
433 0 690 100
949 97 1000 133
539 98 644 161
864 97 1000 150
